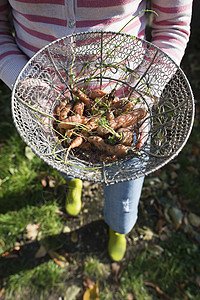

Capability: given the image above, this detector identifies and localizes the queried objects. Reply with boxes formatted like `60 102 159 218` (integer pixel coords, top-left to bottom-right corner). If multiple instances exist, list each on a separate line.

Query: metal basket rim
11 31 195 184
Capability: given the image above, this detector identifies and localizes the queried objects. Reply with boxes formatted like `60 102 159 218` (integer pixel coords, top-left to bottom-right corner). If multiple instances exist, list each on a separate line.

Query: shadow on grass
0 188 45 214
0 219 108 280
0 179 65 214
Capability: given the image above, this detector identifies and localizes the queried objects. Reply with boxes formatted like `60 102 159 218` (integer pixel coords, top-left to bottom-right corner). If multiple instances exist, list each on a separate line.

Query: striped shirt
0 0 193 89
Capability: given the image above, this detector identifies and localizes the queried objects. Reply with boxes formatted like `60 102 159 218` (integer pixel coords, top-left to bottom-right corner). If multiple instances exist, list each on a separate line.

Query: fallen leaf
83 283 99 300
168 206 183 230
41 177 48 187
9 167 18 174
164 206 172 224
62 225 71 233
155 218 167 234
159 233 169 241
71 232 78 243
26 223 40 240
35 245 47 258
39 174 56 188
25 146 35 160
127 293 134 300
59 249 74 263
48 177 56 188
144 281 171 300
65 285 81 300
1 246 20 258
0 288 5 298
188 212 200 227
111 262 121 282
186 166 199 176
83 277 95 289
14 241 24 248
48 250 68 268
55 210 69 221
137 226 156 240
147 245 164 256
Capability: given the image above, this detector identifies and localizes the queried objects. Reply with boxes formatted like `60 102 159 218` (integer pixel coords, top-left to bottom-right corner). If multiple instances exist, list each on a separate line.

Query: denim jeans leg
59 171 76 181
103 176 145 234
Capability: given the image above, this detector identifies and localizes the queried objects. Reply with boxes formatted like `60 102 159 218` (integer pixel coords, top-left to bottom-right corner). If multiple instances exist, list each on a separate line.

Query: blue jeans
103 176 144 234
60 172 144 234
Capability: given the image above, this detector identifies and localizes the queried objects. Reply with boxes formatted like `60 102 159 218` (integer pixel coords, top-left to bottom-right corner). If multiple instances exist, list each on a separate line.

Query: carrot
58 114 86 130
117 128 133 146
72 87 91 109
59 103 73 121
66 130 74 138
96 125 109 137
80 116 100 137
121 102 135 113
135 130 146 148
55 97 70 116
56 87 146 162
85 116 100 131
87 136 128 158
114 107 147 129
72 101 85 116
87 136 106 152
69 136 84 149
97 108 146 136
106 143 128 158
64 135 85 162
110 98 124 110
79 141 92 150
88 89 107 100
106 111 115 122
94 111 114 137
58 127 66 136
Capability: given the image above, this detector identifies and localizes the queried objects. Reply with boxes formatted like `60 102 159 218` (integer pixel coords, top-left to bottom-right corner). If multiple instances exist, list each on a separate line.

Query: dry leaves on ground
83 283 99 300
26 223 40 240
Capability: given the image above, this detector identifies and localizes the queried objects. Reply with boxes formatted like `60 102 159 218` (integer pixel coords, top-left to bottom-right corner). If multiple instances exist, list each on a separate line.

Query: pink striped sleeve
0 0 28 89
151 0 193 65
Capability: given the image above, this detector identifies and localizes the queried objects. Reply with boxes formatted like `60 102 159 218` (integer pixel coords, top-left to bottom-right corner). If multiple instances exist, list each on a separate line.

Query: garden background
0 1 200 299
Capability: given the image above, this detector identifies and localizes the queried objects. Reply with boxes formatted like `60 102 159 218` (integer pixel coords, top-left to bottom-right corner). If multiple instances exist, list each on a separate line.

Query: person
0 0 193 261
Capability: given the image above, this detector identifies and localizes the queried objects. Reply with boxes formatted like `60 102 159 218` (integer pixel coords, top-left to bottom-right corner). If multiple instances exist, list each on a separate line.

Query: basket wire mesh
12 31 195 184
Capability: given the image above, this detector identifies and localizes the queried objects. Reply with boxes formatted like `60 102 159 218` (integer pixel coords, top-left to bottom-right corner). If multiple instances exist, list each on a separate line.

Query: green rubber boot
108 227 126 262
65 179 83 216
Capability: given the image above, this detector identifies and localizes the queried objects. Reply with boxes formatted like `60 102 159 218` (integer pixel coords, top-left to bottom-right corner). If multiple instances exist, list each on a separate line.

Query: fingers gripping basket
12 31 194 185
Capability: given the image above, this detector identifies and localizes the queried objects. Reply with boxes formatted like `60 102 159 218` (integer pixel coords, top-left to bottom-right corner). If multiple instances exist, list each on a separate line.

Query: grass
5 260 65 300
120 234 200 299
0 27 200 299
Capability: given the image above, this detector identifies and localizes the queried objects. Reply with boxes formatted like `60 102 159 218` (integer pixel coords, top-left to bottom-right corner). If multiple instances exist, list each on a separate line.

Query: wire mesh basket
12 31 195 185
